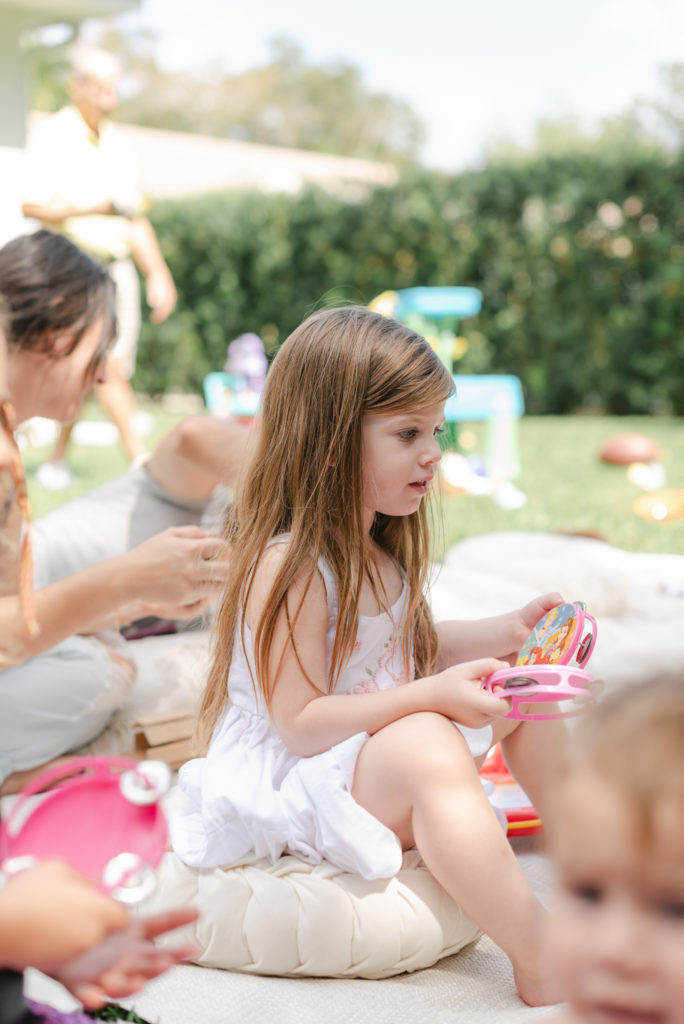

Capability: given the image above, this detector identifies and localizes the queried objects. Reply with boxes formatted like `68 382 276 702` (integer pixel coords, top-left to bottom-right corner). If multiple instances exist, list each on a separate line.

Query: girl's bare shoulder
248 542 327 613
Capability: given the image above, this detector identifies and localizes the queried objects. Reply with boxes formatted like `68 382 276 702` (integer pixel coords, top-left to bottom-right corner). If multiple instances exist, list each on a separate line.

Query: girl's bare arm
251 550 510 758
434 592 564 670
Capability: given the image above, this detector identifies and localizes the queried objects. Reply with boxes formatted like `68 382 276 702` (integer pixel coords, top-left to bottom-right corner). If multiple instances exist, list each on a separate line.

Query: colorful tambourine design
516 601 597 669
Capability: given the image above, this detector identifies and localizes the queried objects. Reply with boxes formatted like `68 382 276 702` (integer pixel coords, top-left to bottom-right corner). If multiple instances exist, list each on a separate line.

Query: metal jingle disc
119 760 172 806
103 851 157 904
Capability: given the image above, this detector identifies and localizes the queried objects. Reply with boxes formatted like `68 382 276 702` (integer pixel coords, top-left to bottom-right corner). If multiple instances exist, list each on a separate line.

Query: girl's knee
354 713 483 845
398 710 467 744
380 712 474 780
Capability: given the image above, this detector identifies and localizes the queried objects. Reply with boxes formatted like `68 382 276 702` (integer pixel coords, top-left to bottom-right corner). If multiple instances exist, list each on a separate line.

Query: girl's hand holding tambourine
502 593 565 664
431 658 512 728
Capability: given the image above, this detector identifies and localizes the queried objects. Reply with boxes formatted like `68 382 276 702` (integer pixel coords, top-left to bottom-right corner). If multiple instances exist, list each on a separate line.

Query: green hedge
136 151 684 414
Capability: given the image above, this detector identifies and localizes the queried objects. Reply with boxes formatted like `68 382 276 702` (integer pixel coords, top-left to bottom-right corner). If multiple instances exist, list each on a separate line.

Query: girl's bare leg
492 708 570 822
352 711 556 1006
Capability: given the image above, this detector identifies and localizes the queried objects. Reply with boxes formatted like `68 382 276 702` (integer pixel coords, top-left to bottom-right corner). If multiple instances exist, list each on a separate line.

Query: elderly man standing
22 46 177 485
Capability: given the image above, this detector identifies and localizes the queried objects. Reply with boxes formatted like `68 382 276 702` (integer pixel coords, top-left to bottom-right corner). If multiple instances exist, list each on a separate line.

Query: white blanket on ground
431 532 684 694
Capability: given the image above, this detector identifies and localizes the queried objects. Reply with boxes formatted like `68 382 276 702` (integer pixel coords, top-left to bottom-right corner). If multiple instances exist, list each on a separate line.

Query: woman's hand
431 657 512 728
122 525 231 610
73 527 231 633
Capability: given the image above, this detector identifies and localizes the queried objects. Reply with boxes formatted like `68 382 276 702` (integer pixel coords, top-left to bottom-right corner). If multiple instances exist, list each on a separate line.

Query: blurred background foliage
26 28 684 414
27 28 424 163
135 151 684 414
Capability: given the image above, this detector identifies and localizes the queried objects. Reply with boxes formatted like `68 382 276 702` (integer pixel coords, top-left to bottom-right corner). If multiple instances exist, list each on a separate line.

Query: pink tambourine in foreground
483 601 600 720
483 664 598 720
0 756 170 903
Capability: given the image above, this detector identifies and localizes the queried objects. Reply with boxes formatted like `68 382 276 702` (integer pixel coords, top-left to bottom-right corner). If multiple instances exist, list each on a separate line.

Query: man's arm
21 198 122 222
127 217 177 323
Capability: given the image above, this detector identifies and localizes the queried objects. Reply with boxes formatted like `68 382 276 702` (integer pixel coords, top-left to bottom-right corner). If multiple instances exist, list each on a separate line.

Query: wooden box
133 710 195 770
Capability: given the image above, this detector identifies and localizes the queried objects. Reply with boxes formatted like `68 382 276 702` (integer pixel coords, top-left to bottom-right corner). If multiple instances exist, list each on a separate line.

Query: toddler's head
546 678 684 1024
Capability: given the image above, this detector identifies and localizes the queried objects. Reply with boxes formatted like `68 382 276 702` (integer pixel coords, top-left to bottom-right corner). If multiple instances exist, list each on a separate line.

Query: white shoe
35 460 75 490
132 410 155 436
492 480 527 510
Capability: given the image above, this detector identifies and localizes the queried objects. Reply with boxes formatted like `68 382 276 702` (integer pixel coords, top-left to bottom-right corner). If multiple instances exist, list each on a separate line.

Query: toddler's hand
125 526 232 608
55 907 198 1010
0 861 128 975
435 658 512 728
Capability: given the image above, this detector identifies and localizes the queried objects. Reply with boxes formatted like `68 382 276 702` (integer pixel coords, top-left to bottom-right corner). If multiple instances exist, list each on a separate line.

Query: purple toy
223 333 267 392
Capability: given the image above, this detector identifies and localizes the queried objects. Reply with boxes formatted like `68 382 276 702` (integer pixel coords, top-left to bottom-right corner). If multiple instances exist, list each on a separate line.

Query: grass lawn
22 398 684 558
438 414 684 558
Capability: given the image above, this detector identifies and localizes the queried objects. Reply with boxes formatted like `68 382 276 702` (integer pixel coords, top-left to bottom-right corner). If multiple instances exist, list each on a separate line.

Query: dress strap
264 535 339 617
314 555 339 618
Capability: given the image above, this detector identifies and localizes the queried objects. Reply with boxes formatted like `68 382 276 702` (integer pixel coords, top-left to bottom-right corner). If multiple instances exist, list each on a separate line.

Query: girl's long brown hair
197 306 454 750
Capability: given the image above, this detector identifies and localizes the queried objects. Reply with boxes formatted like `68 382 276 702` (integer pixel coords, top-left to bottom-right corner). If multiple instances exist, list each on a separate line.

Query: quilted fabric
145 848 481 979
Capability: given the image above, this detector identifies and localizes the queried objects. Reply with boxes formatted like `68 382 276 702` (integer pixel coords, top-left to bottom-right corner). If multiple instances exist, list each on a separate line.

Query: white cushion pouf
144 849 480 979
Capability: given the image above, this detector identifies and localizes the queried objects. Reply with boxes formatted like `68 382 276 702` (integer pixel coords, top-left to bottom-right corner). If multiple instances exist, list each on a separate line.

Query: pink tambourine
0 756 170 904
483 664 598 720
516 601 597 669
482 601 600 720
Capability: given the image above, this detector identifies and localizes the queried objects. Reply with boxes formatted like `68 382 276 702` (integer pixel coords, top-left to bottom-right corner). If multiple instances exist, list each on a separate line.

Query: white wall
0 146 32 245
0 0 140 148
0 8 29 148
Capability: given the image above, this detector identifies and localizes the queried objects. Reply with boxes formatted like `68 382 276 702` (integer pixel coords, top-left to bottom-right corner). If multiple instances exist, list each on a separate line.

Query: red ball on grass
599 433 661 465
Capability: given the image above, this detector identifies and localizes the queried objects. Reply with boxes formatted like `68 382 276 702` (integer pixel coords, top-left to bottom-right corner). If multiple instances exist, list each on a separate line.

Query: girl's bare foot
513 957 561 1007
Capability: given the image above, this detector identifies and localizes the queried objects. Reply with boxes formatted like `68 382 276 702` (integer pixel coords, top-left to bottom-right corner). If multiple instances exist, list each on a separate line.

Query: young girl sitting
172 306 567 1006
546 676 684 1024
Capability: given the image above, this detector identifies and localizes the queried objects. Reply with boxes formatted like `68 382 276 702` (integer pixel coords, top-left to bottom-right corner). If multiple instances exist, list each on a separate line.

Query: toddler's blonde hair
566 677 684 843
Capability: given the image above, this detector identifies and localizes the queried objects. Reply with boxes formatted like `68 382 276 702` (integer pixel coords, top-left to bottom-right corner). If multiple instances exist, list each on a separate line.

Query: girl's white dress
172 549 493 880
